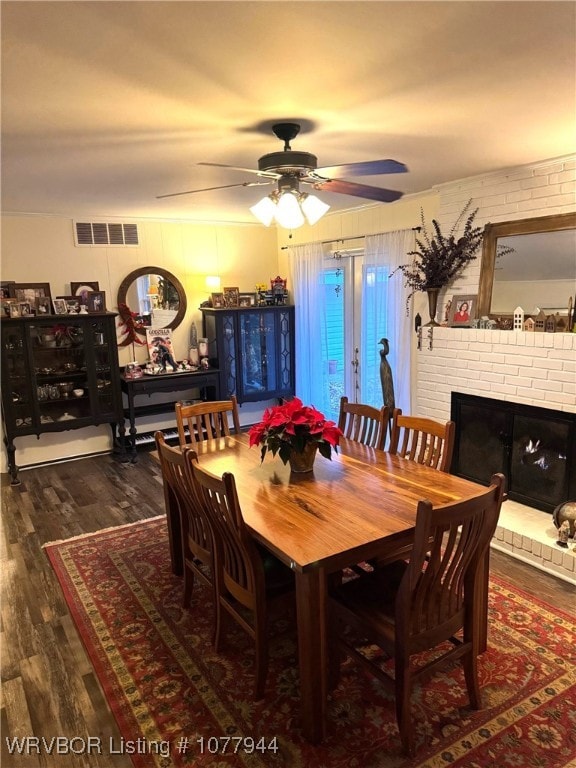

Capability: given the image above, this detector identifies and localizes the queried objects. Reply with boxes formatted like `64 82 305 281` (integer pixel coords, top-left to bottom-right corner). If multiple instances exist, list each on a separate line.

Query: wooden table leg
295 567 327 744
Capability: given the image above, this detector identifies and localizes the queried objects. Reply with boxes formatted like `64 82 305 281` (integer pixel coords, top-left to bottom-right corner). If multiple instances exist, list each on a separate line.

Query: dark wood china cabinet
1 312 124 484
201 305 295 404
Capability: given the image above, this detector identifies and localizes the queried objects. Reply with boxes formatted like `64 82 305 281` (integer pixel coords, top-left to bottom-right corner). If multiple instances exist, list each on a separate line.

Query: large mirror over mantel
477 212 576 317
117 266 187 334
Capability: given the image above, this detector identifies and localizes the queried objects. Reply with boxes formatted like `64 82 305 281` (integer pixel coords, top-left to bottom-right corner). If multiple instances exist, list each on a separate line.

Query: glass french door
320 256 389 422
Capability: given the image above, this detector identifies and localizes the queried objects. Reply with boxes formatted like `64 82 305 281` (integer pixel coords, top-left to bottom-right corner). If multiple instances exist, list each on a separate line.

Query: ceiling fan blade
314 159 408 178
156 181 272 199
312 178 403 203
198 162 279 179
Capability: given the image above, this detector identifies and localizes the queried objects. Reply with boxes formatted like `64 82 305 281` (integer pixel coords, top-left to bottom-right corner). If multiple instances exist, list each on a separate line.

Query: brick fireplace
412 156 575 583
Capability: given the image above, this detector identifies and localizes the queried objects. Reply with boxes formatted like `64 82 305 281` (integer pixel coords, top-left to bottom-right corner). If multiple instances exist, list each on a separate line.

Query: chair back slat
191 461 262 611
338 396 389 450
399 474 505 645
176 396 241 448
155 432 213 585
390 408 455 471
329 472 505 755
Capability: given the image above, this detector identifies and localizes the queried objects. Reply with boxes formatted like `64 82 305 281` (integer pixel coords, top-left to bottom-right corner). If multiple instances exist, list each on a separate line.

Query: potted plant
248 397 343 473
392 200 500 325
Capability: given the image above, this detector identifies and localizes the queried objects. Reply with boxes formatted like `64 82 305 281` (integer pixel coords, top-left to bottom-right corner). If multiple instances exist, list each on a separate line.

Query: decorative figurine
379 338 395 416
557 520 570 548
524 316 535 332
270 275 288 305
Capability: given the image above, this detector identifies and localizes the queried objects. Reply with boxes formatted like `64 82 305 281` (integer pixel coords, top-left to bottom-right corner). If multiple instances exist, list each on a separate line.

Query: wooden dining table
156 433 490 744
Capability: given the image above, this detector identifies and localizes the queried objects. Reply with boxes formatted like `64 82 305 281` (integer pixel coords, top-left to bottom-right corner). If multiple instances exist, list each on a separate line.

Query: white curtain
365 230 414 414
289 241 330 412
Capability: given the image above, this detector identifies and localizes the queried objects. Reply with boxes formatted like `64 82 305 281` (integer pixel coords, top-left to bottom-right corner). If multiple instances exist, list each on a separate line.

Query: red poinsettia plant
249 397 343 465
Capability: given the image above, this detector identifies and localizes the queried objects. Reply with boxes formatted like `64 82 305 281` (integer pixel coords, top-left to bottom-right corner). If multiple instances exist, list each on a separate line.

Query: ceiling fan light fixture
301 193 330 225
274 191 305 229
250 195 277 226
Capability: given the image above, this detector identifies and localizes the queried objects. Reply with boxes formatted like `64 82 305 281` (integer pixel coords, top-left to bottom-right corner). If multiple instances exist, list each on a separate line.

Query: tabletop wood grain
188 434 485 573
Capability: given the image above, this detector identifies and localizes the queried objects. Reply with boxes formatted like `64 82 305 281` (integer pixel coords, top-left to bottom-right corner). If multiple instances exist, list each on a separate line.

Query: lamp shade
205 275 221 289
274 192 305 229
250 196 277 227
250 185 330 229
301 194 330 225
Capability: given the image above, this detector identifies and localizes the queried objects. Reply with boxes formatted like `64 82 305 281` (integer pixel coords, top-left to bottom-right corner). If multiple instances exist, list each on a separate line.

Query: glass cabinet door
89 318 118 419
2 323 32 433
202 306 294 404
29 320 90 427
238 311 277 397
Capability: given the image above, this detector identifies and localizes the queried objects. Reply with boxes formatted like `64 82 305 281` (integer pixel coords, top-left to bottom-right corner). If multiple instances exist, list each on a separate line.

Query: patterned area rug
45 517 576 768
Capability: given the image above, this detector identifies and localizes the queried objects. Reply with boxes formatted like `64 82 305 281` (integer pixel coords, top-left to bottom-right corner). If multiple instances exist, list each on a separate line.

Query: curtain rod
280 226 421 250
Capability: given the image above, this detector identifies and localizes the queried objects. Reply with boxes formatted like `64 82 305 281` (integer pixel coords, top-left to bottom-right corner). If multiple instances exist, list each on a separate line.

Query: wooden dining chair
328 472 505 756
389 407 455 472
338 396 389 450
189 459 295 700
155 432 215 616
175 395 241 449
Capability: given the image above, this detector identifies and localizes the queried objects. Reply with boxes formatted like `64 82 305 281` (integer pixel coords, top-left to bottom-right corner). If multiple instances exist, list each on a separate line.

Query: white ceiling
2 1 575 225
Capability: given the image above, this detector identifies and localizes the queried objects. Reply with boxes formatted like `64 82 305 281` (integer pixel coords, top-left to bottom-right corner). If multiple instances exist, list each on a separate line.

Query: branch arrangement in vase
391 200 513 314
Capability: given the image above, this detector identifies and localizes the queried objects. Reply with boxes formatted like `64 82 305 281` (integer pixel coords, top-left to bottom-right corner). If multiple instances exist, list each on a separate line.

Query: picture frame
57 295 81 314
52 298 68 315
1 298 19 316
35 296 52 315
449 294 477 327
19 301 33 316
13 282 52 303
71 281 100 306
1 281 15 299
8 302 21 318
211 292 225 308
87 290 106 312
223 286 239 307
238 293 254 308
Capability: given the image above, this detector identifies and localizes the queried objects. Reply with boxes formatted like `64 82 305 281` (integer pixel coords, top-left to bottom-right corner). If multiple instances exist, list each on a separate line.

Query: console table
120 368 220 461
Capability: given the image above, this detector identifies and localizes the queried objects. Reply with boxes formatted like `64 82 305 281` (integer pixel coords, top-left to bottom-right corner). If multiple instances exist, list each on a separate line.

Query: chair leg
253 612 269 701
327 607 343 690
395 654 415 756
214 598 224 653
209 582 218 648
463 651 482 709
182 564 193 607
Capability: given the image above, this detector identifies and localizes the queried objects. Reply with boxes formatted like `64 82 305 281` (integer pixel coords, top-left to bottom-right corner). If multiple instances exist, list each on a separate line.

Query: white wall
1 215 279 470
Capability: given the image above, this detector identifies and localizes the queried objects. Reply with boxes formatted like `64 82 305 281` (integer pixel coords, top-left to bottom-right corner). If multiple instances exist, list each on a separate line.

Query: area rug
44 517 576 768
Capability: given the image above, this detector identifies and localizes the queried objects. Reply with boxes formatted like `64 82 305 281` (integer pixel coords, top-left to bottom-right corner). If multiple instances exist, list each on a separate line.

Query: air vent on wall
74 221 139 246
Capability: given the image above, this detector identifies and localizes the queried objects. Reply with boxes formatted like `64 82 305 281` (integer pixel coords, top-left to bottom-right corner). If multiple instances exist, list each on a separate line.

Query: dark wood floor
1 451 573 767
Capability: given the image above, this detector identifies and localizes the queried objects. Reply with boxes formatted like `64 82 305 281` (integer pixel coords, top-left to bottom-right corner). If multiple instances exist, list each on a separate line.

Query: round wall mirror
117 266 187 335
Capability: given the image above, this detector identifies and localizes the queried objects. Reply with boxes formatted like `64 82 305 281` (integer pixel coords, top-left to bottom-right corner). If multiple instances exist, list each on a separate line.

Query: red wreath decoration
117 303 147 347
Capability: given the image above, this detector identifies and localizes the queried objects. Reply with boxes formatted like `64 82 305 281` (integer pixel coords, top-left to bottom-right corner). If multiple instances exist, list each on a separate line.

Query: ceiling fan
158 120 406 199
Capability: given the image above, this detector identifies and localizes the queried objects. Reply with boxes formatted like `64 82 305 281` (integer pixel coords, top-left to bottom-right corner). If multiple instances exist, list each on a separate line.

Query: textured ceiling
2 1 575 224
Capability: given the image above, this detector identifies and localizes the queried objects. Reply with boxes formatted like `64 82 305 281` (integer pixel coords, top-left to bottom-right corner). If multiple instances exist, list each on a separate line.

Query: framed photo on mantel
449 294 477 327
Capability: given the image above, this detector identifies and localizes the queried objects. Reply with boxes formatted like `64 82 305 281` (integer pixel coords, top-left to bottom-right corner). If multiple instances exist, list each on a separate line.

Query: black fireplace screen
451 393 576 513
512 415 569 508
